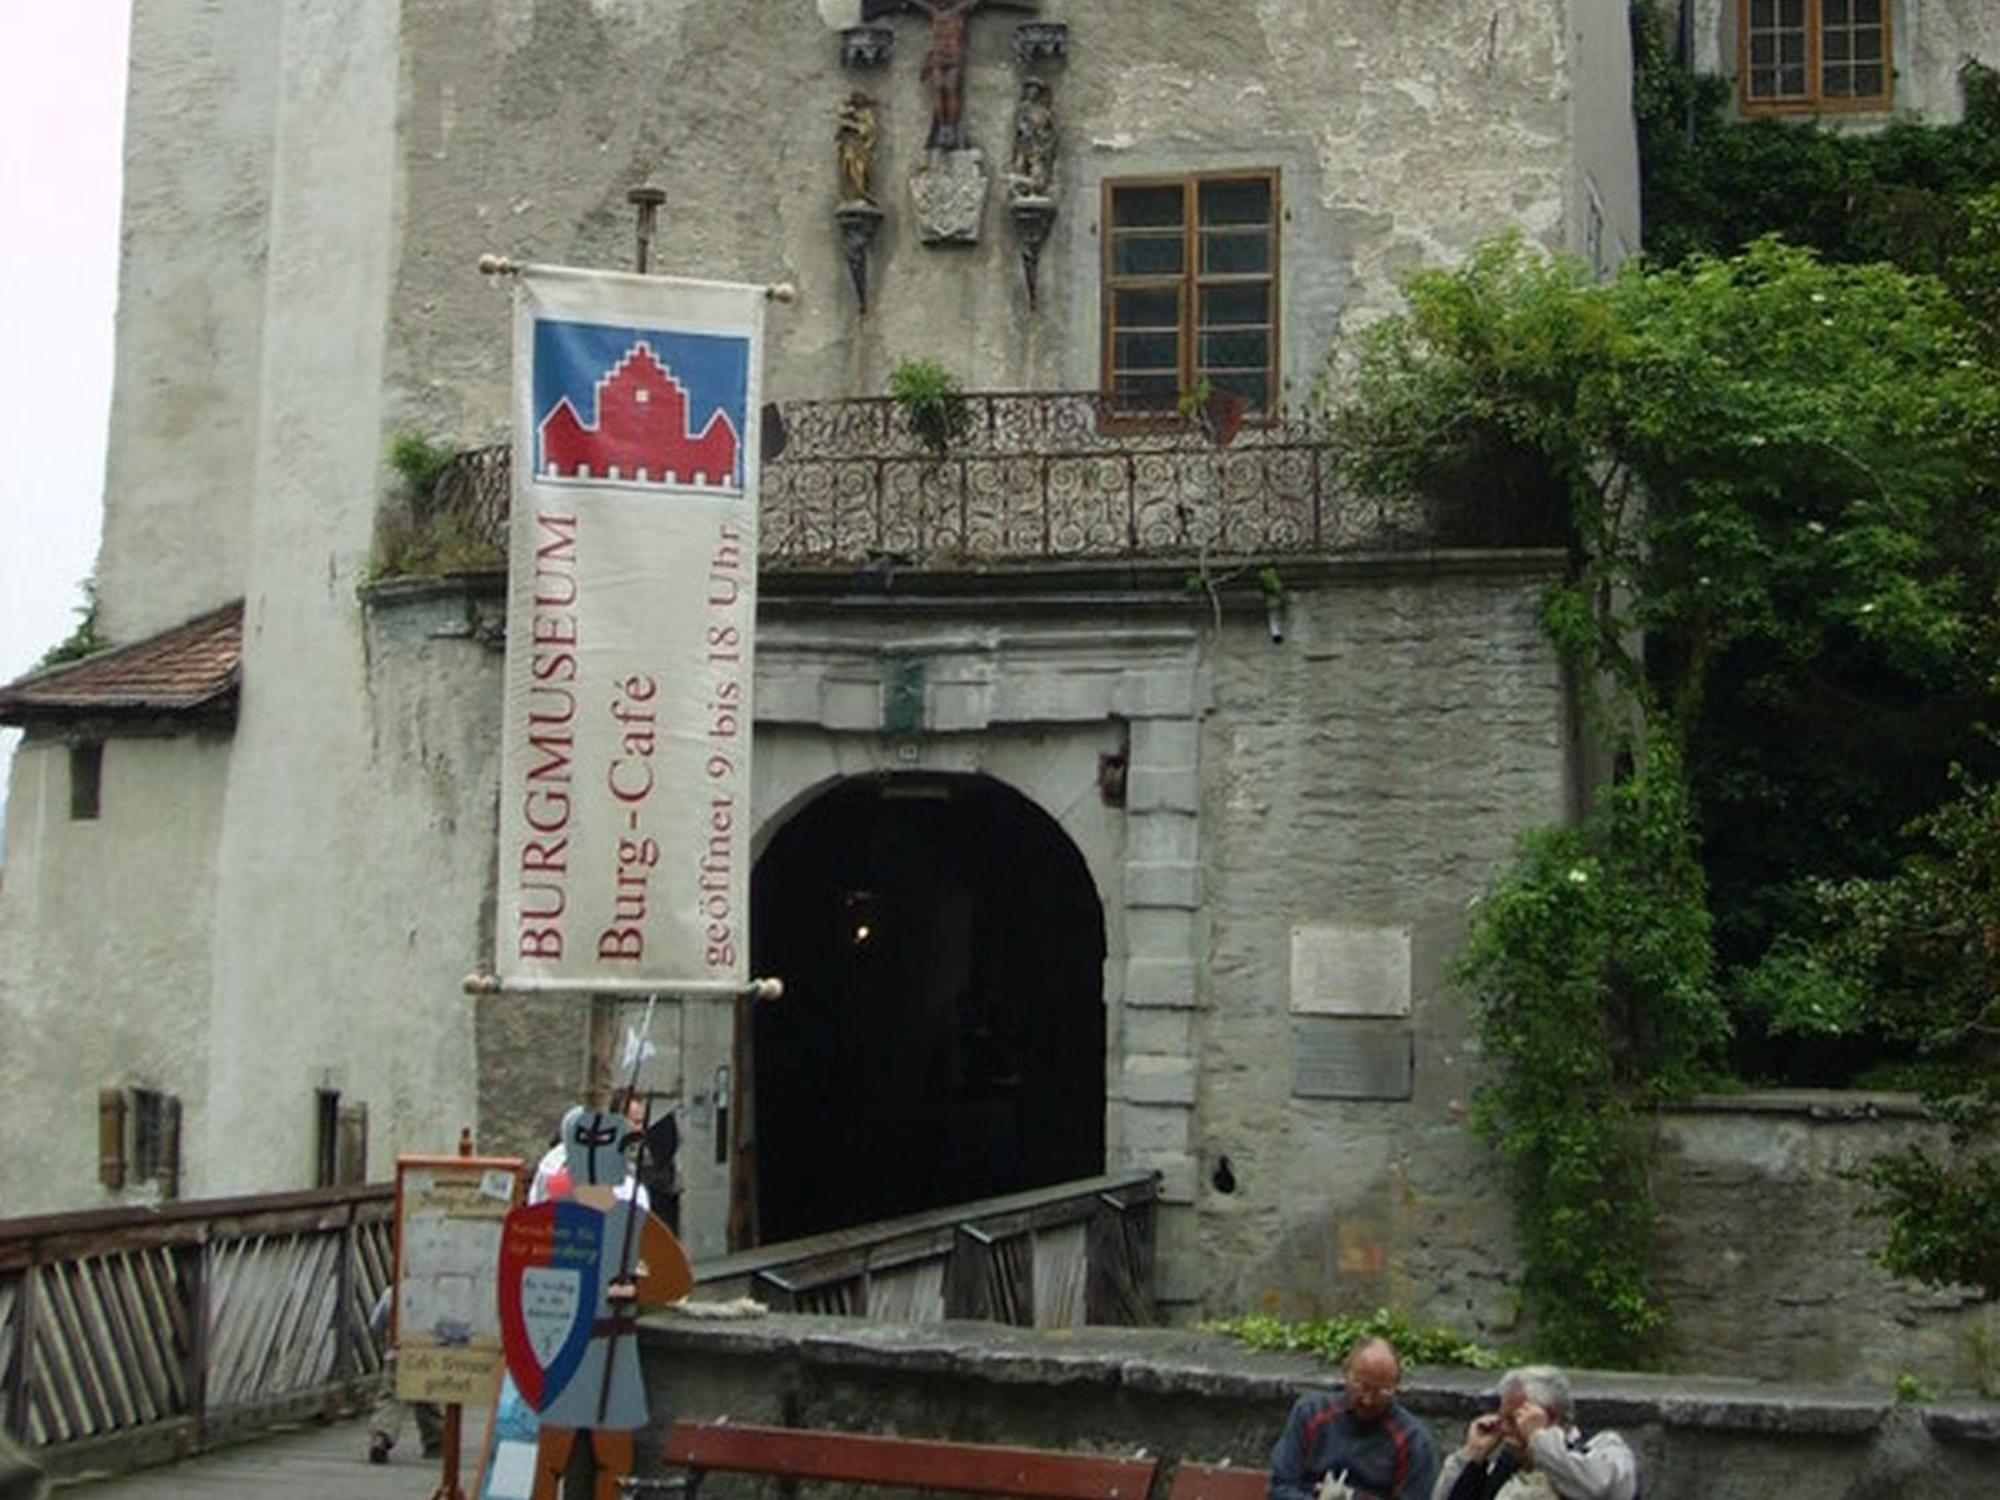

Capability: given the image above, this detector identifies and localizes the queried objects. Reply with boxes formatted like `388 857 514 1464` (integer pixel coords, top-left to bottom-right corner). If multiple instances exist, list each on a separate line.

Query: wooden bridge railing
0 1183 394 1466
692 1171 1160 1327
0 1169 1156 1470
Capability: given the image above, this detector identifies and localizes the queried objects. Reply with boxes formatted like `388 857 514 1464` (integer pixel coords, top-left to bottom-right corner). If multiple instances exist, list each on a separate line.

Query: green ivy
1633 5 2000 277
1452 738 1726 1367
1204 1309 1503 1371
371 434 502 579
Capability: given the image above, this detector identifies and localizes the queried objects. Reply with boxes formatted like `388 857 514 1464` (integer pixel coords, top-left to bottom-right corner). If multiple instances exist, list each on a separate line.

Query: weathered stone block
1124 957 1198 1009
1128 1148 1198 1204
1113 667 1202 719
1126 860 1203 909
1127 809 1198 864
1123 1007 1194 1059
818 677 881 731
1122 1054 1197 1106
929 680 993 731
1120 1101 1193 1154
1131 717 1198 767
993 669 1118 723
1126 765 1200 813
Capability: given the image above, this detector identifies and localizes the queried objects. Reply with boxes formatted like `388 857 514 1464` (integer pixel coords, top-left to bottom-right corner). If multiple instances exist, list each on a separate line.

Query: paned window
1742 0 1889 111
1103 171 1278 416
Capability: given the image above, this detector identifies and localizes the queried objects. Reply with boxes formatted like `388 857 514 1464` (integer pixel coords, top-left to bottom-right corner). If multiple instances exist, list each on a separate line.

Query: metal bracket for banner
461 973 784 1001
477 253 798 304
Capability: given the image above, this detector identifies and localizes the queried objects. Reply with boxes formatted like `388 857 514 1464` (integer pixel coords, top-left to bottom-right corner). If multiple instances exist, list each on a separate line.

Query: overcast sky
0 3 131 833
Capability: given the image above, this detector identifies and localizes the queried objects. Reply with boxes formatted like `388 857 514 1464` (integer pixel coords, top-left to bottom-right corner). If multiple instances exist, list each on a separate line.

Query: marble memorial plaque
1290 924 1412 1017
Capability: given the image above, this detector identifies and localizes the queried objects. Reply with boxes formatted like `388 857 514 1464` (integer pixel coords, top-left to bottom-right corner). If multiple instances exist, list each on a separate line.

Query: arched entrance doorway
748 774 1106 1244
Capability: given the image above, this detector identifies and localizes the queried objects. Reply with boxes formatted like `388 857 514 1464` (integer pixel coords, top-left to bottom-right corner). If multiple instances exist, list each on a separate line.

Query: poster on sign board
391 1154 523 1406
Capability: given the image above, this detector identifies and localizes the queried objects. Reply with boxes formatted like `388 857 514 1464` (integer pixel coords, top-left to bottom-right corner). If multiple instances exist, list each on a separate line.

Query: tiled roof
0 600 243 725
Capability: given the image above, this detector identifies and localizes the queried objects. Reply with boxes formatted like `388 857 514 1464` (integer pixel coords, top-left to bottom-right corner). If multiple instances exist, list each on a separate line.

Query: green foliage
389 432 459 516
1331 226 2000 1358
1742 766 2000 1099
37 578 109 669
887 357 967 455
1633 8 2000 276
1327 16 2000 1360
1453 740 1725 1366
1862 1149 2000 1301
1743 765 2000 1299
372 434 502 579
1204 1309 1502 1371
1339 235 1998 730
1893 1370 1940 1404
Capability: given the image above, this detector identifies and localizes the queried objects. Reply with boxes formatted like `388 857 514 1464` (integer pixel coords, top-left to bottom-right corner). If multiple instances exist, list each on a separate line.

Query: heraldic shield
498 1200 605 1412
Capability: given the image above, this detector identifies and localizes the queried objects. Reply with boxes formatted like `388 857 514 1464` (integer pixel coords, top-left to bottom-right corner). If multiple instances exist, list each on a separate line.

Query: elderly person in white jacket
1432 1366 1638 1500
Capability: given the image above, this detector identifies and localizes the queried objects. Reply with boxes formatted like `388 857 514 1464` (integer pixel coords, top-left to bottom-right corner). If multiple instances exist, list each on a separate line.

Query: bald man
1270 1337 1439 1500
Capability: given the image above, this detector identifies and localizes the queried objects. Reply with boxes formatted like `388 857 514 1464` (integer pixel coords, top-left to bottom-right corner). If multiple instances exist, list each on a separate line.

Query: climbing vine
1451 740 1726 1367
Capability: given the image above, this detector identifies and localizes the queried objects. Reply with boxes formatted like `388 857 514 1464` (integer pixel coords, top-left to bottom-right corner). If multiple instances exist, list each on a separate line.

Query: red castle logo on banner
538 341 739 487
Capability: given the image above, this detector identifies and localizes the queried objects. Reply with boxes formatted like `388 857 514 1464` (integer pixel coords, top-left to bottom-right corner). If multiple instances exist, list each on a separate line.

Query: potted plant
887 357 969 456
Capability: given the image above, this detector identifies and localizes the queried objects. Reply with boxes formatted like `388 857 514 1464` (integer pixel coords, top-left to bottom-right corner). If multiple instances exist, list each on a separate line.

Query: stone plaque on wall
1290 925 1411 1016
1291 1020 1413 1101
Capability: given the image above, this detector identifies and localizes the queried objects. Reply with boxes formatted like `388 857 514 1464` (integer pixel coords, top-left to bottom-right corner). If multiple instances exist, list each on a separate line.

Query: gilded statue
836 90 879 205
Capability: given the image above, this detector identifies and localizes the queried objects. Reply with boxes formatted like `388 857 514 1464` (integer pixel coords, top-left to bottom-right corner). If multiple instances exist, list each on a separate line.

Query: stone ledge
638 1313 1994 1440
1663 1090 1930 1121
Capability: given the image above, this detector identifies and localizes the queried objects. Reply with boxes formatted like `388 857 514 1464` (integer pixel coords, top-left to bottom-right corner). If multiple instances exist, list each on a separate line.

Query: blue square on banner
532 320 750 492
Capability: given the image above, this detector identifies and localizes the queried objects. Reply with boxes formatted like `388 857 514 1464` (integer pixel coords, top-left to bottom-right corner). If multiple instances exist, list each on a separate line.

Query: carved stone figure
1008 76 1056 200
836 90 879 205
862 0 1040 151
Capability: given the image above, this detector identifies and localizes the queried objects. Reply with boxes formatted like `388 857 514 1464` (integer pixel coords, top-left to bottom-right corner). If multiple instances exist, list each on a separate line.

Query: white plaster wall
94 0 279 642
0 734 227 1213
1568 0 1642 273
1906 1 2000 122
194 0 480 1196
387 0 1601 437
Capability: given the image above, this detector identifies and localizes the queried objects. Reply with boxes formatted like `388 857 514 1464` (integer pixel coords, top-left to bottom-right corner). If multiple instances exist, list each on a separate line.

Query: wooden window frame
1738 0 1892 115
1100 169 1281 423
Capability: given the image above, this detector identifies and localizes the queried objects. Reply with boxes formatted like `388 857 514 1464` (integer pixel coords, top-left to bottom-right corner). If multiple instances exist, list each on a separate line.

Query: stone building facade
5 0 1996 1386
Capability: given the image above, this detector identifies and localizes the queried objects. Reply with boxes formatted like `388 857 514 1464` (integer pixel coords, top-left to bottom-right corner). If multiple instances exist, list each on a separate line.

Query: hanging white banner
496 266 763 991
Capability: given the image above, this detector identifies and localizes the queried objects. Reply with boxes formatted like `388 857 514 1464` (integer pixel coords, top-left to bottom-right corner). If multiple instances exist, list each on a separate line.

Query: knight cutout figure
499 1106 693 1500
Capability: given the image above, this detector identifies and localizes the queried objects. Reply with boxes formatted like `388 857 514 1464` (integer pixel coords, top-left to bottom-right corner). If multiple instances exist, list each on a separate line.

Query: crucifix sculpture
862 0 1040 150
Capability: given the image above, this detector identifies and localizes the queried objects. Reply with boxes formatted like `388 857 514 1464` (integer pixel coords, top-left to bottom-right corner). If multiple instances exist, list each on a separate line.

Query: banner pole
594 996 659 1425
463 974 783 1002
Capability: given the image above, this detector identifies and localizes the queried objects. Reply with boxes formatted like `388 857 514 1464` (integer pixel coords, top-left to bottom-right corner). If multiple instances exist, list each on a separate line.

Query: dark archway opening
749 774 1106 1244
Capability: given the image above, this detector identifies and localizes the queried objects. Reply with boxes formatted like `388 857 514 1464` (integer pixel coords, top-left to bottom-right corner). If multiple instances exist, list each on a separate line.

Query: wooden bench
1162 1462 1266 1500
662 1420 1162 1500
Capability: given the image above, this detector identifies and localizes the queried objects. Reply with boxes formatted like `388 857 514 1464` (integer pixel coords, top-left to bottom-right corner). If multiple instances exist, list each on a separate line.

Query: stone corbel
841 25 895 68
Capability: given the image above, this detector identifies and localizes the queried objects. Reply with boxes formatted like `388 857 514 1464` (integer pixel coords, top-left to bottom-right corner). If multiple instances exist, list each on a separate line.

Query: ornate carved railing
0 1185 393 1468
691 1170 1158 1328
417 391 1551 574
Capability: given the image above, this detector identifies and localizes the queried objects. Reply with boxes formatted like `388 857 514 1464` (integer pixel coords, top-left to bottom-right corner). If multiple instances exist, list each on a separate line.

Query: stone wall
1193 555 1573 1333
634 1315 2000 1500
1653 1093 2000 1393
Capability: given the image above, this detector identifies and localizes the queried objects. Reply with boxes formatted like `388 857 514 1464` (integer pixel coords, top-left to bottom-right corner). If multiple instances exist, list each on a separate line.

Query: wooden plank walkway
55 1414 489 1498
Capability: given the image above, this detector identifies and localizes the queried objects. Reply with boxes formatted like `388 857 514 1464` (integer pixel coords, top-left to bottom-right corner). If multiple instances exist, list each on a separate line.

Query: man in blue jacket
1270 1337 1440 1500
